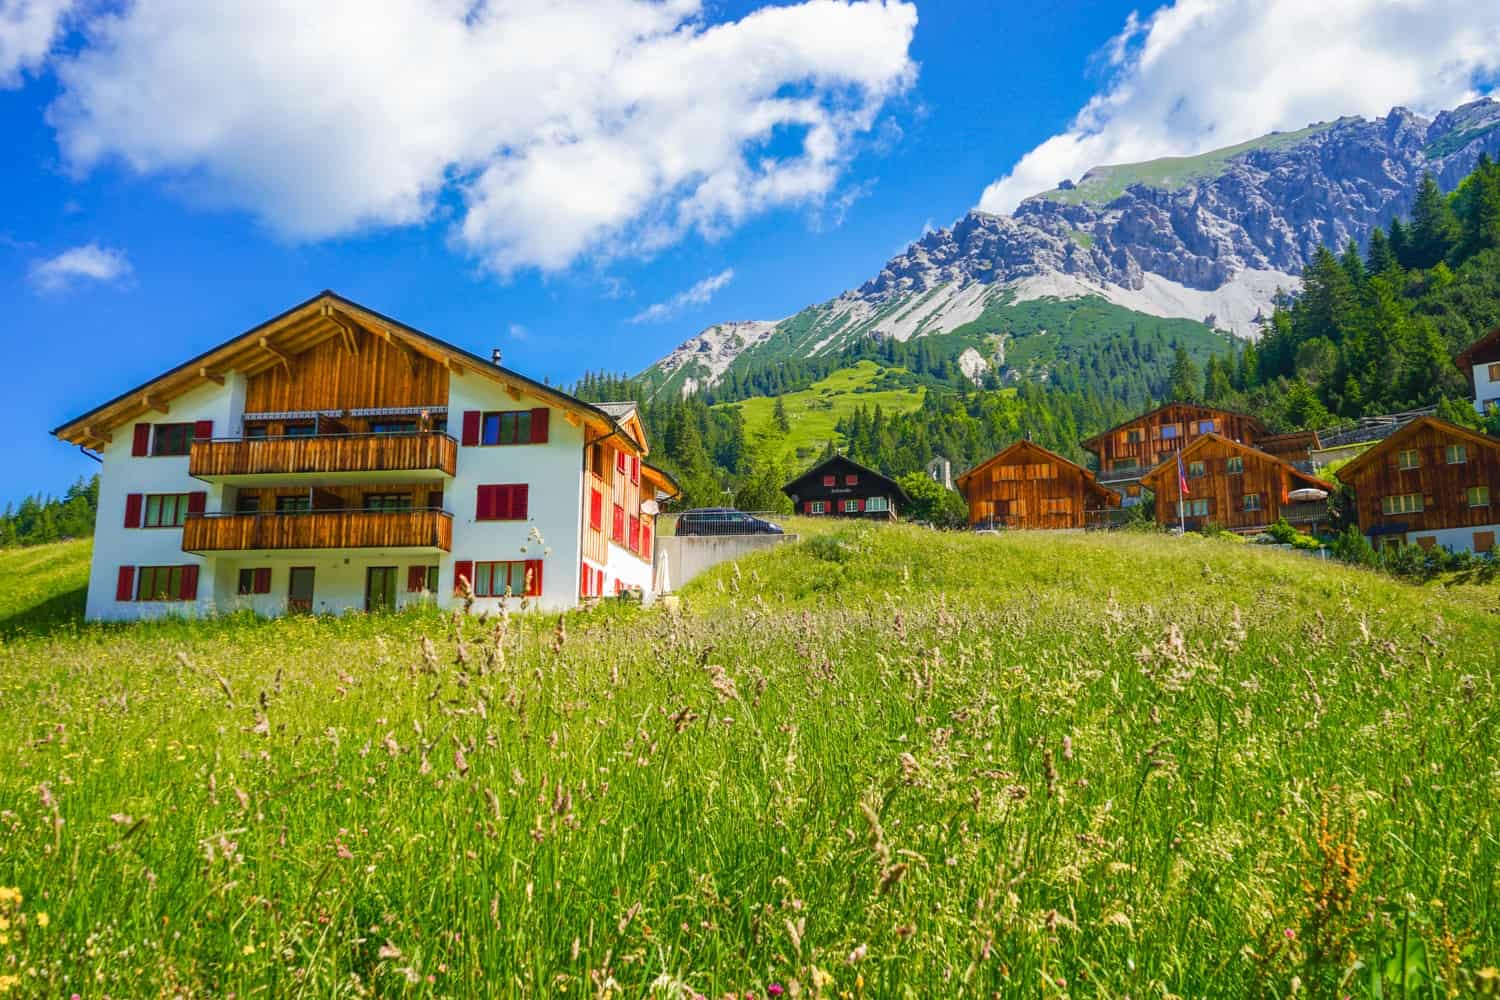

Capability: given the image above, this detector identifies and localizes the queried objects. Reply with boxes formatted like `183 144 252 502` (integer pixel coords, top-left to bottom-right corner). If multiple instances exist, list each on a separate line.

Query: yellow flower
0 972 20 993
35 912 49 928
242 942 256 956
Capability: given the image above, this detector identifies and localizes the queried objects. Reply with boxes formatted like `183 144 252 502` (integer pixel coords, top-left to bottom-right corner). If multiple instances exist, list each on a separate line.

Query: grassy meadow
0 527 1498 997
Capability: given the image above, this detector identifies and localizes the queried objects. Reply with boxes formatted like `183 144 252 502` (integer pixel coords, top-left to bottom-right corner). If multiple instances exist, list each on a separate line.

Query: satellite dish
641 499 660 516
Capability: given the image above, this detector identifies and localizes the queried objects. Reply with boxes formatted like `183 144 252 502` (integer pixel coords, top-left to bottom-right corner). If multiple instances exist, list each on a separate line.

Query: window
1488 363 1500 381
1111 458 1139 473
472 560 542 598
151 423 194 456
136 565 186 601
1040 497 1073 515
1243 493 1262 512
1188 461 1205 478
284 423 316 438
476 484 528 521
1446 444 1468 465
628 516 640 551
589 489 603 531
843 499 861 513
407 565 439 593
1180 498 1209 517
236 493 260 515
612 503 626 542
481 410 533 446
365 493 412 512
1382 493 1424 515
1196 420 1216 434
1226 456 1244 475
845 474 859 485
143 493 190 528
809 501 826 514
237 568 271 595
244 424 269 439
1397 449 1420 470
276 495 312 514
1469 485 1491 507
370 421 417 435
1475 531 1495 554
1124 429 1143 444
1160 425 1179 440
822 474 836 487
865 496 890 513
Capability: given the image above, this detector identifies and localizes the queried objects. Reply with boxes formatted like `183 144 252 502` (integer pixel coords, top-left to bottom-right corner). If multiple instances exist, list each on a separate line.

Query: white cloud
630 267 735 324
29 241 131 292
978 0 1500 215
0 0 72 87
43 0 917 274
507 323 530 341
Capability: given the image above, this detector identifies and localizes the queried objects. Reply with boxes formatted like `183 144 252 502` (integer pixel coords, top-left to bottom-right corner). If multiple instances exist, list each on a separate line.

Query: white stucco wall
1473 363 1500 415
210 555 441 616
1392 521 1500 555
441 373 585 613
87 377 244 621
604 542 653 596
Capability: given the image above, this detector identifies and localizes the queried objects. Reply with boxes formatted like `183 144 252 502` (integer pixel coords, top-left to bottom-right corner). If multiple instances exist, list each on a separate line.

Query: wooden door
365 566 397 613
288 567 315 614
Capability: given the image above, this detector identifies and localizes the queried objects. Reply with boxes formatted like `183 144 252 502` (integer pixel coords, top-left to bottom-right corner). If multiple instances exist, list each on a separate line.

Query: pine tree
1408 173 1460 269
1364 225 1399 277
1457 153 1500 259
772 396 790 433
1167 346 1200 403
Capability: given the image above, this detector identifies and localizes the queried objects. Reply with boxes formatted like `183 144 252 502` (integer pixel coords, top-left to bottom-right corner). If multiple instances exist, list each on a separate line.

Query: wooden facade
1082 403 1265 497
190 431 457 479
1334 417 1500 551
1140 433 1335 533
955 440 1119 530
243 320 449 414
183 509 452 553
782 455 906 520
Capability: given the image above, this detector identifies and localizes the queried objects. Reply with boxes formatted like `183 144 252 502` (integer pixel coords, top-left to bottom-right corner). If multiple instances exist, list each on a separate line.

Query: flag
1177 450 1190 498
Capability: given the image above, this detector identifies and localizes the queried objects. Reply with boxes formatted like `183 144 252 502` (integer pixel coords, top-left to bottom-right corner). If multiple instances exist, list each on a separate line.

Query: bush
897 472 969 529
1330 525 1377 567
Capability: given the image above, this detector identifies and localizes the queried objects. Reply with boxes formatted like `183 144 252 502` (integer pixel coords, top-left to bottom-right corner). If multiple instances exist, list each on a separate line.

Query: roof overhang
1334 416 1500 483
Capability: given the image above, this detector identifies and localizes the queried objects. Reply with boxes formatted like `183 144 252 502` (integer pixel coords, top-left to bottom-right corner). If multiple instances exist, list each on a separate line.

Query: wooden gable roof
53 291 645 453
1139 432 1335 493
1080 401 1265 453
1333 416 1500 484
955 439 1119 505
640 462 682 501
781 454 909 501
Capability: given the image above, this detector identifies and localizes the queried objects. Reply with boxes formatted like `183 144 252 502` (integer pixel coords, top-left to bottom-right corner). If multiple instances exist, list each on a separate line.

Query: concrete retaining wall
654 534 797 592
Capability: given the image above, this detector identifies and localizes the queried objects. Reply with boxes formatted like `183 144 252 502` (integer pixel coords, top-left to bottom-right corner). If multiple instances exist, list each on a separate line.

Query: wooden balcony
190 432 456 483
183 509 452 553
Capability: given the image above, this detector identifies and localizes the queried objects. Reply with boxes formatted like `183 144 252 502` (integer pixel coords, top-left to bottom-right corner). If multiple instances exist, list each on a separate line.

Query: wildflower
1284 927 1296 940
243 942 256 955
769 986 785 997
35 911 49 928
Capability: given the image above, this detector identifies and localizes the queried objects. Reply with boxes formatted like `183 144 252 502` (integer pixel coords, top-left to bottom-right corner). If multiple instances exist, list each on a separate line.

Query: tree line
1 476 99 548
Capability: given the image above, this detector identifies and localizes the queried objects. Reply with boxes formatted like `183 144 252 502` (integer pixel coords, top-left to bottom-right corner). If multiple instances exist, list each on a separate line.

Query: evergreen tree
772 396 790 433
1167 345 1200 402
1408 172 1460 269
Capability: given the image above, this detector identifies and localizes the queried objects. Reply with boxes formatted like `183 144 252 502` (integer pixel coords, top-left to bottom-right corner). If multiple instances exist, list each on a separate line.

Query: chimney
491 348 503 366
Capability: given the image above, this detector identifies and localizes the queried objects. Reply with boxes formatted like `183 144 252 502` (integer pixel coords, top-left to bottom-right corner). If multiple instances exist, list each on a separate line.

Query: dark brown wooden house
782 455 907 520
955 440 1119 530
1140 433 1335 534
1333 416 1500 553
1082 402 1265 504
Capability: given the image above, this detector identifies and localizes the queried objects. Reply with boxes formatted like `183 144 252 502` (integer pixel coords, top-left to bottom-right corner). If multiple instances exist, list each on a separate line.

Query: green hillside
1034 120 1340 206
0 539 89 636
1 527 1498 996
723 359 928 467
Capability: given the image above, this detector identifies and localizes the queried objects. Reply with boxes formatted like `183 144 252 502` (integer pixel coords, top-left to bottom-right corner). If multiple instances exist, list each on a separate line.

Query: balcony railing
182 508 452 553
190 432 457 480
1280 501 1331 525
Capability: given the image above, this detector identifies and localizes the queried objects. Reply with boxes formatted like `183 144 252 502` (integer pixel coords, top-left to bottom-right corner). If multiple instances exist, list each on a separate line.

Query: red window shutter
132 423 151 456
823 475 835 487
855 499 865 512
476 485 493 520
590 489 602 530
513 484 529 519
254 567 272 594
179 564 199 601
193 420 213 441
187 491 207 515
616 451 626 474
407 565 426 592
846 474 858 485
123 493 143 528
803 501 812 515
115 566 135 601
580 560 589 596
530 408 549 443
630 456 640 485
525 559 543 596
612 503 625 541
461 411 481 446
453 560 474 595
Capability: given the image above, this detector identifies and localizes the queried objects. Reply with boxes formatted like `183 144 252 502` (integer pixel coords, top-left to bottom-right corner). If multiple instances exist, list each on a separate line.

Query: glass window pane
474 563 492 597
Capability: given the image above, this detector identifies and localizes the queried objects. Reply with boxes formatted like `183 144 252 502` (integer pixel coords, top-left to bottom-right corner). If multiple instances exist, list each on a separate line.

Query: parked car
674 508 784 536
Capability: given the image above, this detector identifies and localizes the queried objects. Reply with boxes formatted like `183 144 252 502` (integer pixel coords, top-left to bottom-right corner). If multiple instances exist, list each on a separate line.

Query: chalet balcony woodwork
182 509 452 553
189 432 456 485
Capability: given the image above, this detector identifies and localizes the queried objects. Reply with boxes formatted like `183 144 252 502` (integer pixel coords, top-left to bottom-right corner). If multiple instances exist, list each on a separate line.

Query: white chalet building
53 292 678 620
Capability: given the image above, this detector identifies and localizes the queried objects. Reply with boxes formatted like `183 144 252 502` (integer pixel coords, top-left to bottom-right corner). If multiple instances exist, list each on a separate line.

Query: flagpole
1177 444 1187 535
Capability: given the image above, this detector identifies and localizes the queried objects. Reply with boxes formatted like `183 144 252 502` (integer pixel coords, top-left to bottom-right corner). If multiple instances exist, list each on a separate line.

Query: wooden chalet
1082 402 1265 504
1456 326 1500 415
1333 416 1500 553
52 290 680 620
1139 433 1335 534
782 455 907 520
955 440 1119 530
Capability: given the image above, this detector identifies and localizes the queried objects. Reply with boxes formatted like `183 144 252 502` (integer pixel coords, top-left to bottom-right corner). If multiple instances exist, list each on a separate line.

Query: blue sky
2 0 1497 505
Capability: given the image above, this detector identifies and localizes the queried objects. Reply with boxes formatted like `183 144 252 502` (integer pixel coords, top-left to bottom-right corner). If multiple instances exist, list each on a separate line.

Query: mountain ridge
642 99 1500 398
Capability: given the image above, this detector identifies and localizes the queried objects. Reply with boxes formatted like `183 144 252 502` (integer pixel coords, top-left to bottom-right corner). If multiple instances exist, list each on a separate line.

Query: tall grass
0 526 1496 996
